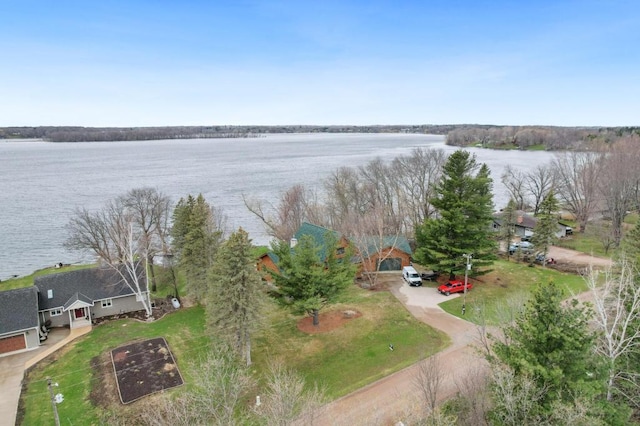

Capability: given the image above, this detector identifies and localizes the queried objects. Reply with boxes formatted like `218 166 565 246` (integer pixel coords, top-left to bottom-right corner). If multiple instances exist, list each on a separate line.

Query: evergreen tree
415 150 496 278
531 191 559 266
171 194 223 302
499 199 518 260
272 233 356 326
492 282 601 415
207 228 263 366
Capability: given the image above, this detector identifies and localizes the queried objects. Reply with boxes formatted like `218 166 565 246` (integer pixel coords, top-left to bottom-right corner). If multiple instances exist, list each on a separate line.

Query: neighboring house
257 252 280 282
493 210 568 239
0 287 41 356
0 266 149 357
34 266 149 329
257 222 413 280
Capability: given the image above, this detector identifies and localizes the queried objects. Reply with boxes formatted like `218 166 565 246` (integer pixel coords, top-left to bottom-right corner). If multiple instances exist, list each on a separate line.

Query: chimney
517 216 523 224
290 238 298 248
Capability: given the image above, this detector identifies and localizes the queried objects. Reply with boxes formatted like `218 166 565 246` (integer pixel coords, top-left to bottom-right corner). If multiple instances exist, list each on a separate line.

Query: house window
50 308 62 317
336 247 345 255
101 299 113 308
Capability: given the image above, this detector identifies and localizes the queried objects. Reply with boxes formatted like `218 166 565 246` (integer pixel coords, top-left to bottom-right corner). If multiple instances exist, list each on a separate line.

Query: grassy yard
0 264 95 291
19 306 208 425
253 285 448 398
19 284 448 423
555 234 611 257
438 259 589 326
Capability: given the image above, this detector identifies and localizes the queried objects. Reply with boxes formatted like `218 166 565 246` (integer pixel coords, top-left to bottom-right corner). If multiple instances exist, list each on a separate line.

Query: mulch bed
111 337 184 404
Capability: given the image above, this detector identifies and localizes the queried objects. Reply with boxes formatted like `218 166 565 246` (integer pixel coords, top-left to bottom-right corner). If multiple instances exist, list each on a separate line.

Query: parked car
508 241 534 255
421 270 440 281
438 280 472 296
534 253 556 264
402 266 422 286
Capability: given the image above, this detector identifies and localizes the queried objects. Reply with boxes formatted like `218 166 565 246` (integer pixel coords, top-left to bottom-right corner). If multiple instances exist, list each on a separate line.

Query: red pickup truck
437 280 472 296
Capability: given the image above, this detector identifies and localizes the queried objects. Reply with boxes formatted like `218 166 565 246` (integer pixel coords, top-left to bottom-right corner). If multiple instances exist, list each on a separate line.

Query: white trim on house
50 308 63 317
101 299 113 308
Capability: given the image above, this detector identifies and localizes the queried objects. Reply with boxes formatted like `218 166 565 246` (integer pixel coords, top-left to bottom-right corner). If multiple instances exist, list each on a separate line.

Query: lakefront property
0 266 149 356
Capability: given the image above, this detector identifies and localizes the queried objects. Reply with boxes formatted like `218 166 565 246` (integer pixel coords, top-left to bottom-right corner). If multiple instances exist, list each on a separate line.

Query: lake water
0 134 557 279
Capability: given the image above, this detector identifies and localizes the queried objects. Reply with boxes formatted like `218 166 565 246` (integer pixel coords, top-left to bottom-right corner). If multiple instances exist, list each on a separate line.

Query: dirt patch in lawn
297 309 362 334
90 352 120 408
111 337 183 404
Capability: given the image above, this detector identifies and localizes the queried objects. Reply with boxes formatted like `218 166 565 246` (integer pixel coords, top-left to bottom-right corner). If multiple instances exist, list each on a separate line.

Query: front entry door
74 308 85 319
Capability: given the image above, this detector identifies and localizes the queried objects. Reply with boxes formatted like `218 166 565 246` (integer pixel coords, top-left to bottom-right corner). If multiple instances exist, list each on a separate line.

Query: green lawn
19 306 208 425
555 234 611 257
19 284 448 423
438 259 589 326
253 285 449 398
0 264 95 291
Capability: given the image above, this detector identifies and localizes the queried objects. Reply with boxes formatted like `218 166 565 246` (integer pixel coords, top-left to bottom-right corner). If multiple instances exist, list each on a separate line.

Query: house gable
294 222 349 260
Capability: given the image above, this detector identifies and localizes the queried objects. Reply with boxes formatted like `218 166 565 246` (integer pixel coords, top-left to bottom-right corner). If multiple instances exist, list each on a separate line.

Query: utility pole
47 377 61 426
463 254 472 310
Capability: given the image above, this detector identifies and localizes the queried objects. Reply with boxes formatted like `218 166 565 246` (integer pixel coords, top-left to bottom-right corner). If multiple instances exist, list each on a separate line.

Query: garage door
378 257 402 271
0 334 26 355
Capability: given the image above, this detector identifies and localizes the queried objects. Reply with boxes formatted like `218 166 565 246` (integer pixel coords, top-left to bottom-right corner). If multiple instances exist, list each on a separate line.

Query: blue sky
1 1 638 127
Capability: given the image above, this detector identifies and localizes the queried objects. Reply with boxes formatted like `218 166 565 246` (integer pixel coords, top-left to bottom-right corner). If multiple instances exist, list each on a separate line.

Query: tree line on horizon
2 124 639 147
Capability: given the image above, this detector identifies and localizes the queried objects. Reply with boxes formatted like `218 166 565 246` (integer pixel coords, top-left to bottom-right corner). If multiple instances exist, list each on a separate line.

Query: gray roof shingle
0 286 39 335
35 266 147 311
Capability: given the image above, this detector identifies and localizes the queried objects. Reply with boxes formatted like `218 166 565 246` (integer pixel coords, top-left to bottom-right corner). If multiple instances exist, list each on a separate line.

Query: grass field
19 284 448 423
253 285 449 398
438 259 589 325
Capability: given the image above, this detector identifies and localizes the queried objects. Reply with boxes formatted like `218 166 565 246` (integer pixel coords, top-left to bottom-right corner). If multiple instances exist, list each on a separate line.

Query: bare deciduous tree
391 147 446 233
243 184 324 241
501 165 528 210
552 152 602 233
65 198 153 316
598 137 640 247
119 187 171 291
343 203 403 288
490 365 547 426
525 164 555 214
136 346 253 425
585 259 640 405
253 362 325 426
413 356 444 414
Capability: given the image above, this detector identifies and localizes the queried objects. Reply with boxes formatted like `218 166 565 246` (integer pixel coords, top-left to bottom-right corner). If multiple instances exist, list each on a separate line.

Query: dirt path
316 246 611 425
547 246 612 269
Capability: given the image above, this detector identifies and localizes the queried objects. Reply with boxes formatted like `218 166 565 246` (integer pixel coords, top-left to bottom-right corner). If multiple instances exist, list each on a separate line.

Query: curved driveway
316 246 611 425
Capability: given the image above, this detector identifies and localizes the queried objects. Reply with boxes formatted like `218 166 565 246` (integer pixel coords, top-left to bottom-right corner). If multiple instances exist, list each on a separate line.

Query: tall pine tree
531 190 559 266
207 228 263 366
499 198 518 260
415 150 496 278
171 194 223 302
491 281 605 419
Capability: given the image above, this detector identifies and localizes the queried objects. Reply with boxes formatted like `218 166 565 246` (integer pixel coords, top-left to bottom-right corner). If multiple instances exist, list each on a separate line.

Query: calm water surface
0 134 556 279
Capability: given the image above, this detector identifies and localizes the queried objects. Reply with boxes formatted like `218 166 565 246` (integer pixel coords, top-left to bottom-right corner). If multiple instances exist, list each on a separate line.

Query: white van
402 266 422 286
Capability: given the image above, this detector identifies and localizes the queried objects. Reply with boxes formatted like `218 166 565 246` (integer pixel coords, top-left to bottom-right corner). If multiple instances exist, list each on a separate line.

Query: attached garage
378 257 403 271
0 287 41 357
0 334 26 355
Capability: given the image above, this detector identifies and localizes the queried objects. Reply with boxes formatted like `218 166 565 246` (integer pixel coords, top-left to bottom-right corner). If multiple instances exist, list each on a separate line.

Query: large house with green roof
257 222 413 280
